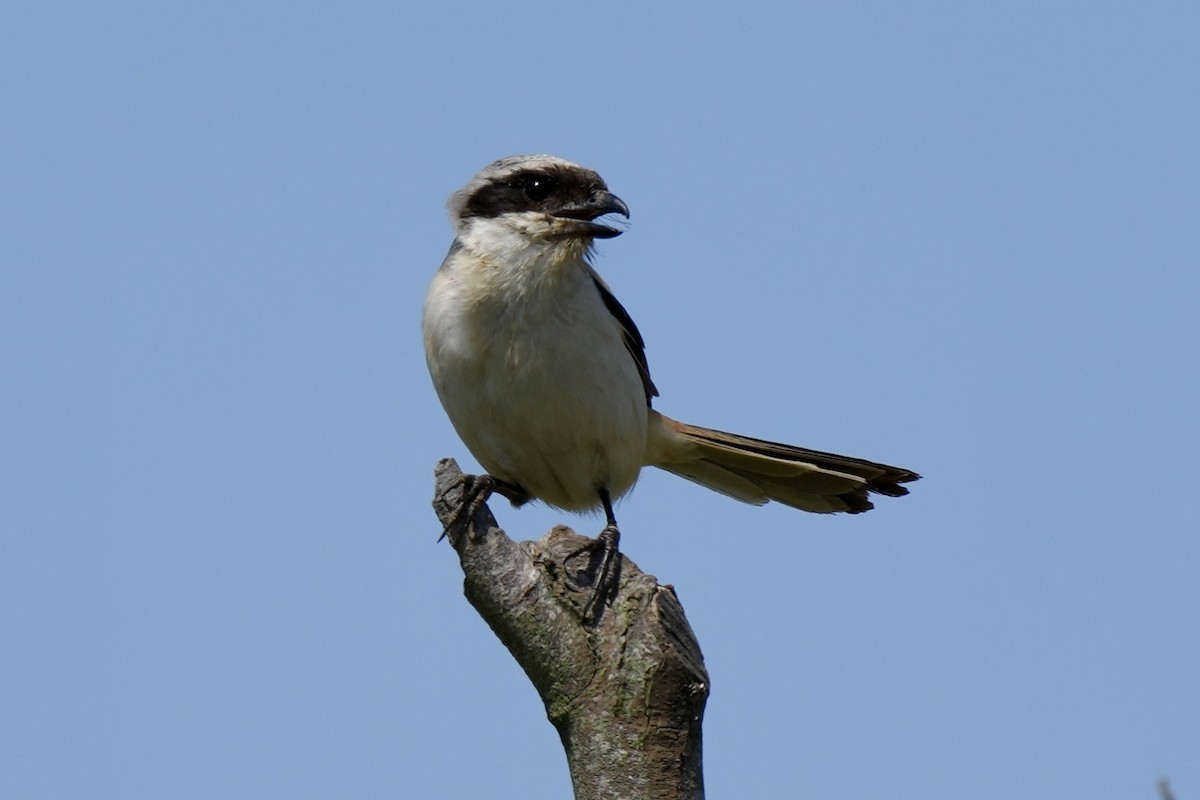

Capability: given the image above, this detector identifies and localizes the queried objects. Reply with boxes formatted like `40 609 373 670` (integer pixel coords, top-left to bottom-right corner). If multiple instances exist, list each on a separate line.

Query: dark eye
517 174 556 203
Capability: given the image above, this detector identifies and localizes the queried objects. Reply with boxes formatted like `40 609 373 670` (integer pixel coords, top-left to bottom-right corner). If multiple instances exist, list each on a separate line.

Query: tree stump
433 458 710 800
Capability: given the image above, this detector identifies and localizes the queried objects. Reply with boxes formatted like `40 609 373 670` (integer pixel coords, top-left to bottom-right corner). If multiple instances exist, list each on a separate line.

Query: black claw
576 486 623 624
581 524 622 624
439 474 496 541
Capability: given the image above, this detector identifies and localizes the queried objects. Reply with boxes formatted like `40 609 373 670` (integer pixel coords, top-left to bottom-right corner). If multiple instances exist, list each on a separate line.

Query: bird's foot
438 473 497 541
578 524 622 625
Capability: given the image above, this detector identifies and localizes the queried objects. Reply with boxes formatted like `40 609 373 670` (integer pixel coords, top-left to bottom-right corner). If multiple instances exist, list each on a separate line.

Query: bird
423 155 919 612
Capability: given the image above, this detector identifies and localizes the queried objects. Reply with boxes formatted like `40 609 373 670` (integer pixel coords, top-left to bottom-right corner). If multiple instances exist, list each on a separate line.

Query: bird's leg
580 488 622 624
439 473 528 540
438 473 495 541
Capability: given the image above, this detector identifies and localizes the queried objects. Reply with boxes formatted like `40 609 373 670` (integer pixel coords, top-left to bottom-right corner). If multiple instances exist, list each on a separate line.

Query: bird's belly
428 308 647 511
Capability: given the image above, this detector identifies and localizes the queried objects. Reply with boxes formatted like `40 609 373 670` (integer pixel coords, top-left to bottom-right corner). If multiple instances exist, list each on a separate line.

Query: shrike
424 155 918 606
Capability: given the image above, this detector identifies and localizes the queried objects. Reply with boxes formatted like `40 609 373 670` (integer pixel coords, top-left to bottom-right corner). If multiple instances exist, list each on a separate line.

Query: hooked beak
550 191 630 239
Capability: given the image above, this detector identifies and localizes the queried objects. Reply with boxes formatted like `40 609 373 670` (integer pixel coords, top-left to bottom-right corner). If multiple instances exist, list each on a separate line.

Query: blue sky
3 2 1197 798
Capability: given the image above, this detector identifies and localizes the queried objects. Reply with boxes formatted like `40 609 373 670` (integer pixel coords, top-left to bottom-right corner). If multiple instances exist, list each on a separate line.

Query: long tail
645 411 920 514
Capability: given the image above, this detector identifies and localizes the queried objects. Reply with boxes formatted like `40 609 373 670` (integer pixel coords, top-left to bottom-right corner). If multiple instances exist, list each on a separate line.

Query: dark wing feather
590 272 658 405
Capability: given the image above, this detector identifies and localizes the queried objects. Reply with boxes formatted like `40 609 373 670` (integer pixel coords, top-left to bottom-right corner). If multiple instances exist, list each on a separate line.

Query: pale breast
423 252 647 511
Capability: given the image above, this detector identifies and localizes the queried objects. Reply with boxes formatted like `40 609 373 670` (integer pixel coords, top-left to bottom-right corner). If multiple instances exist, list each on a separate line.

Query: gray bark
433 458 709 800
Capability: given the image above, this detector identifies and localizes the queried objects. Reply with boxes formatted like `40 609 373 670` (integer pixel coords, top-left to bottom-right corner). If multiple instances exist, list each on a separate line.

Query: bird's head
448 155 630 257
